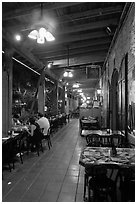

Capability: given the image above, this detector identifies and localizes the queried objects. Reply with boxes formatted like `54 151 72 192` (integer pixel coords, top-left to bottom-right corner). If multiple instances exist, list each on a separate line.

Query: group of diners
2 112 68 173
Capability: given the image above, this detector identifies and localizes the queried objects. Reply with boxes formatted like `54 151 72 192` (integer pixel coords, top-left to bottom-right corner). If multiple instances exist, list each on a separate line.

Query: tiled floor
2 119 87 202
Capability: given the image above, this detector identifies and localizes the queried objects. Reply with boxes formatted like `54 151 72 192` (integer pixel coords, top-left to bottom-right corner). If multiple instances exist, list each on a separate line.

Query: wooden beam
3 2 83 20
52 53 106 67
56 18 118 35
33 39 111 55
57 5 124 23
35 31 111 49
40 48 108 61
2 28 61 83
37 44 109 59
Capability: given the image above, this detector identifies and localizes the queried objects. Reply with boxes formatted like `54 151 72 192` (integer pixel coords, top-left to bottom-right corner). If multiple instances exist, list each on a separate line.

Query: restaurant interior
2 2 135 202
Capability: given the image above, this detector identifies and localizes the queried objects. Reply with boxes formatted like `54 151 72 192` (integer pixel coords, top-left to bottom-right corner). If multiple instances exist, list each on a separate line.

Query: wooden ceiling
2 2 129 98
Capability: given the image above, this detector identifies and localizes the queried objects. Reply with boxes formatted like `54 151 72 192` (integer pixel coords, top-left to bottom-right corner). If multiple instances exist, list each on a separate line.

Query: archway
110 69 119 131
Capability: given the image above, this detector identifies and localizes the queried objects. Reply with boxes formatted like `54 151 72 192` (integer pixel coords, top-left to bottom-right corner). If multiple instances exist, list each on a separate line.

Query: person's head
13 114 19 119
29 117 35 125
38 112 44 118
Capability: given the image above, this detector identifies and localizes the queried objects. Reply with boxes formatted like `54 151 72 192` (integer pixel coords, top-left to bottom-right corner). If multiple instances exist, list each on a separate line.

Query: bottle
111 143 117 156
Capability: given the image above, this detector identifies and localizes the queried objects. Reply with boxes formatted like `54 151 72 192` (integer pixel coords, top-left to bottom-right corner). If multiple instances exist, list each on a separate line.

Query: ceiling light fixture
63 46 73 78
15 34 21 41
28 4 55 44
73 83 79 88
77 89 82 93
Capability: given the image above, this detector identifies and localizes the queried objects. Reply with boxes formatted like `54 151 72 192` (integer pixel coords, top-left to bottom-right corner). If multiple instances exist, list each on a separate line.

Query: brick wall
101 4 135 140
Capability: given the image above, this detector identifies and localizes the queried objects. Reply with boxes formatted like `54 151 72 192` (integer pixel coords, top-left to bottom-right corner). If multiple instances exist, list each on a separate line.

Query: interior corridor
2 119 87 202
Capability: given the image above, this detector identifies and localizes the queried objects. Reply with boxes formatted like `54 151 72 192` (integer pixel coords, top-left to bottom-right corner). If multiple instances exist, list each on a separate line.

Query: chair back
110 134 125 147
86 134 101 147
2 138 16 164
47 127 51 136
100 135 111 147
92 163 120 184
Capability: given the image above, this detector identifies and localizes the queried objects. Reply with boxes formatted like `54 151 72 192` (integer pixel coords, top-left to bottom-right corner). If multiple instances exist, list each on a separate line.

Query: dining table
2 132 20 143
79 146 135 168
81 129 124 137
80 118 99 131
79 146 135 201
12 124 29 132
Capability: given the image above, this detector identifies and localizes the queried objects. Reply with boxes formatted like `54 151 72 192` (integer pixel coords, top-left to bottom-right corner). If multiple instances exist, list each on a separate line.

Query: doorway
110 69 119 131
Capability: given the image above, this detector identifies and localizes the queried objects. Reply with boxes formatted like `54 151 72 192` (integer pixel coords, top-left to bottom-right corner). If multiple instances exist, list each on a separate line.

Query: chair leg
36 143 40 156
40 141 44 152
49 139 52 147
83 174 88 200
8 163 12 172
19 152 23 164
48 140 51 150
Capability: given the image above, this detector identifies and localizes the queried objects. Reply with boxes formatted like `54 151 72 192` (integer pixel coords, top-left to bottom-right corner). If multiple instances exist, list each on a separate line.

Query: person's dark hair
13 114 19 119
29 117 35 124
38 112 43 118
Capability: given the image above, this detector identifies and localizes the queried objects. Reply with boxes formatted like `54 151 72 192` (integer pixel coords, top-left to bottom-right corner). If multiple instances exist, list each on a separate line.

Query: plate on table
13 133 19 136
2 137 9 140
111 157 128 163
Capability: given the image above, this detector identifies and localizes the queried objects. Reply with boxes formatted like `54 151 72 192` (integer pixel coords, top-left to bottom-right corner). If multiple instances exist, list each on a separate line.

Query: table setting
79 147 135 167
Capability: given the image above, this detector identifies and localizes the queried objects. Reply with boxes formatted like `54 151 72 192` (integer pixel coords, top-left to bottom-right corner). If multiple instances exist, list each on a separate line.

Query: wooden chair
110 134 125 147
88 164 120 201
119 166 135 202
100 135 111 147
86 134 102 147
2 138 17 172
42 127 52 150
14 130 29 164
83 165 94 201
27 129 44 156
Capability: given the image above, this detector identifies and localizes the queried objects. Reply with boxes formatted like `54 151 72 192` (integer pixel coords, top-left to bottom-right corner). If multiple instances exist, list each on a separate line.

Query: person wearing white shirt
37 113 50 135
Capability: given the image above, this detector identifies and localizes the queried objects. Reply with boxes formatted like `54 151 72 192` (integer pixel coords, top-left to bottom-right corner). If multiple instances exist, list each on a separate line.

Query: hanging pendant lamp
63 46 73 78
28 3 55 43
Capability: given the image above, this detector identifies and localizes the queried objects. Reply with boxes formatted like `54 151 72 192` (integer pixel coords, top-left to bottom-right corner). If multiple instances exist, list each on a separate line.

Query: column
38 78 45 114
61 85 65 113
2 47 14 136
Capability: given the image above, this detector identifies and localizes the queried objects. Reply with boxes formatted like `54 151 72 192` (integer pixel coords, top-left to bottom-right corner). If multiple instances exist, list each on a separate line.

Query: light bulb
68 72 73 77
63 71 68 77
15 34 21 41
28 30 38 39
37 36 45 44
45 31 55 41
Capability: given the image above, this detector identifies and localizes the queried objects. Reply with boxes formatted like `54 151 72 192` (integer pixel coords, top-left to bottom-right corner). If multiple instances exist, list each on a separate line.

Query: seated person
12 114 21 125
28 117 43 151
37 113 50 136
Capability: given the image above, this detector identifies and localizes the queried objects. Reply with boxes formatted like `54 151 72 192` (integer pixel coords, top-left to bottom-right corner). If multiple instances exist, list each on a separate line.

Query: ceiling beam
37 43 109 59
33 38 111 54
56 5 124 24
40 48 108 62
34 31 111 49
52 53 106 67
3 2 83 20
56 18 118 35
52 61 103 70
2 28 62 83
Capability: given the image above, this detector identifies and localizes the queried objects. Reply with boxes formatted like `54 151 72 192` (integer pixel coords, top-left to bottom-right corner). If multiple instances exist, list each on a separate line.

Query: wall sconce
47 62 53 68
97 88 102 95
28 27 55 44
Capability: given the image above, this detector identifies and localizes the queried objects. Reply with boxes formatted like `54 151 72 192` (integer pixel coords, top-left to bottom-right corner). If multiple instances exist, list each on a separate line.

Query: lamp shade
63 71 69 77
68 71 73 77
45 31 55 41
28 30 38 39
37 36 45 44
